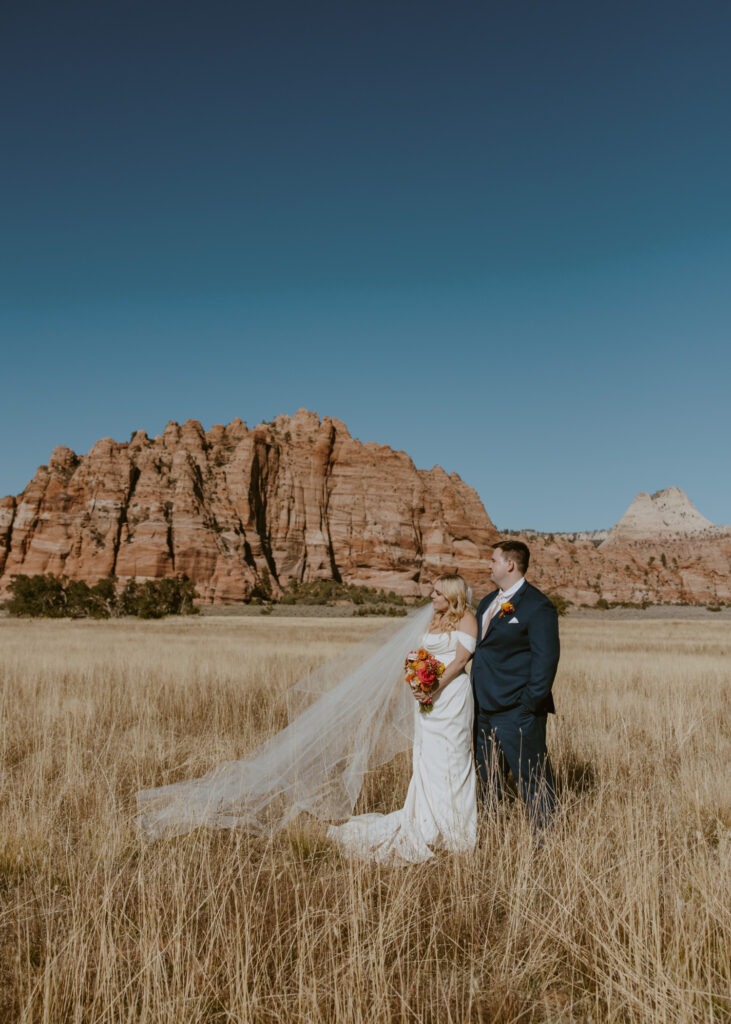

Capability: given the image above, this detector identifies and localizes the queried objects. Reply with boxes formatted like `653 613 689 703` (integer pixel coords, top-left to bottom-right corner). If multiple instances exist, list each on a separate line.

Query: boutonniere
499 601 515 618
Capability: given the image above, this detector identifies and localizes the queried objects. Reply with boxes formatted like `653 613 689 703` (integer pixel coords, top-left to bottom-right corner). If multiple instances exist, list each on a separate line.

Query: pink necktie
482 596 503 639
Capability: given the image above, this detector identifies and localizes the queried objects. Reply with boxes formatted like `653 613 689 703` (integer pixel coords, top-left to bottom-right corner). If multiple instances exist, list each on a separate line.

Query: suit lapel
506 580 529 613
479 581 529 644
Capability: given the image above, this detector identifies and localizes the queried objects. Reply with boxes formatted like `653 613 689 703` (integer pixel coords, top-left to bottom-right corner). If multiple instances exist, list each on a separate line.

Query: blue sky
2 0 729 530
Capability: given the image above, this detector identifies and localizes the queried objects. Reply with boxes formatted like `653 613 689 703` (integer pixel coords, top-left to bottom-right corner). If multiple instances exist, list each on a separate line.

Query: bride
136 574 478 864
327 574 477 862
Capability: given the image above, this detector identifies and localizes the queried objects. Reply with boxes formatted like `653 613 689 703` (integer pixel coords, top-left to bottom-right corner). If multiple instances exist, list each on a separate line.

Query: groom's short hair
493 540 530 574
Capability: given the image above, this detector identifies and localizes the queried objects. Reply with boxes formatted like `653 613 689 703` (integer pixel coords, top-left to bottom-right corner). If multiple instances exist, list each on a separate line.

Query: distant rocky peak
604 486 717 543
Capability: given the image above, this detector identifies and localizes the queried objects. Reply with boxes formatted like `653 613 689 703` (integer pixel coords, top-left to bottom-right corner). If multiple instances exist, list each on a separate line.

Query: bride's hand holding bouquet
405 648 445 713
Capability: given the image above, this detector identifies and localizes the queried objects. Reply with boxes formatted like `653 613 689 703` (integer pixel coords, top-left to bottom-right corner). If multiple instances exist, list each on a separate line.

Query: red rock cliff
0 410 499 601
1 416 727 606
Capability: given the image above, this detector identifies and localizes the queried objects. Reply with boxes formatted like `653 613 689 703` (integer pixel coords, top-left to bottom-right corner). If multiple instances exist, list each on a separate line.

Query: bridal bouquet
405 648 445 714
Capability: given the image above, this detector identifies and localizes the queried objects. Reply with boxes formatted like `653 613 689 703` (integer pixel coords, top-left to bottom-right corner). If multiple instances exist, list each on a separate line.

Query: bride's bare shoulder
458 610 478 637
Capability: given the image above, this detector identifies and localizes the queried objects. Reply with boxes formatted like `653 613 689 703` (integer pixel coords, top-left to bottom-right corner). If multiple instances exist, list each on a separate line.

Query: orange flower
417 648 428 660
415 660 427 672
499 600 515 618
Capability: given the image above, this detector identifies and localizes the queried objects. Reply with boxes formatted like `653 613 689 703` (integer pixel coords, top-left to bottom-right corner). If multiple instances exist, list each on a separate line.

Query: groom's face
490 548 513 588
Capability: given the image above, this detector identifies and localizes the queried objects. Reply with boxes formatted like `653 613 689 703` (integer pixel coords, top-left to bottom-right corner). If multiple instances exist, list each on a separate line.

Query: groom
472 540 559 828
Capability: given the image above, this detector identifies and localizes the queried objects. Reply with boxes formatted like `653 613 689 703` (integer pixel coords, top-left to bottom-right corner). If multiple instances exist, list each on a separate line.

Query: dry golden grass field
0 614 729 1023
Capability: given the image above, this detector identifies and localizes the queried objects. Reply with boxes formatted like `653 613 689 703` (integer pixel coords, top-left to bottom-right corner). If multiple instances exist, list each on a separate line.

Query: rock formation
512 486 730 606
517 531 730 607
1 417 727 607
0 410 499 601
602 486 719 544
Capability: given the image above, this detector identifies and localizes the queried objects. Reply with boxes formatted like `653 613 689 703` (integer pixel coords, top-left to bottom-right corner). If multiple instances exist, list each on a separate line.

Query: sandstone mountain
602 486 720 544
1 414 728 606
515 531 729 607
0 410 498 601
510 487 729 606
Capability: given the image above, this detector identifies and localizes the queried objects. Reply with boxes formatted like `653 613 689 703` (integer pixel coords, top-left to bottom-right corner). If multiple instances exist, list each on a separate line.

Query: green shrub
5 574 198 619
354 605 407 617
546 592 570 617
65 579 94 618
118 579 139 616
275 579 406 608
89 577 118 617
130 577 199 619
249 567 273 603
6 574 68 617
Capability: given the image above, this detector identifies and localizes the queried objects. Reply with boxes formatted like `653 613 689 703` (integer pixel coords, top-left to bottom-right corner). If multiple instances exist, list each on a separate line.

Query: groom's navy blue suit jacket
472 581 559 715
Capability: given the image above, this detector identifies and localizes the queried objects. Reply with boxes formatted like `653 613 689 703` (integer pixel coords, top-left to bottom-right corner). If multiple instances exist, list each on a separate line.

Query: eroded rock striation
0 410 499 601
1 419 727 606
519 532 730 607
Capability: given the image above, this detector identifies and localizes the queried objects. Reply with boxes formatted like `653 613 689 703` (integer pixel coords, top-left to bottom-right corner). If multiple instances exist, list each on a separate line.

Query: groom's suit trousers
474 705 556 828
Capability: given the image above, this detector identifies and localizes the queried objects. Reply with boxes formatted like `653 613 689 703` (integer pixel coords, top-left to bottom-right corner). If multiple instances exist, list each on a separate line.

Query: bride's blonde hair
429 573 471 633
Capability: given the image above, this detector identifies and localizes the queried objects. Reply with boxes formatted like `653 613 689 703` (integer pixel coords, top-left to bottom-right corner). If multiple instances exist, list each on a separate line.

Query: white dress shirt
482 576 526 637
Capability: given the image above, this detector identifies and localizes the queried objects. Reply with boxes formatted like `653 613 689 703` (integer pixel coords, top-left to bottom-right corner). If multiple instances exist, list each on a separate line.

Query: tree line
4 575 198 619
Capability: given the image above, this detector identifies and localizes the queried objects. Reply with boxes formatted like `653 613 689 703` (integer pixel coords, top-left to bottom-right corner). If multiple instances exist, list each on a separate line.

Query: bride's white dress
326 628 477 863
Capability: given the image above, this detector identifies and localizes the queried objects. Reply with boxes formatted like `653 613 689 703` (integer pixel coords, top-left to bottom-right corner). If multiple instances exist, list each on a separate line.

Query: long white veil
135 604 434 840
